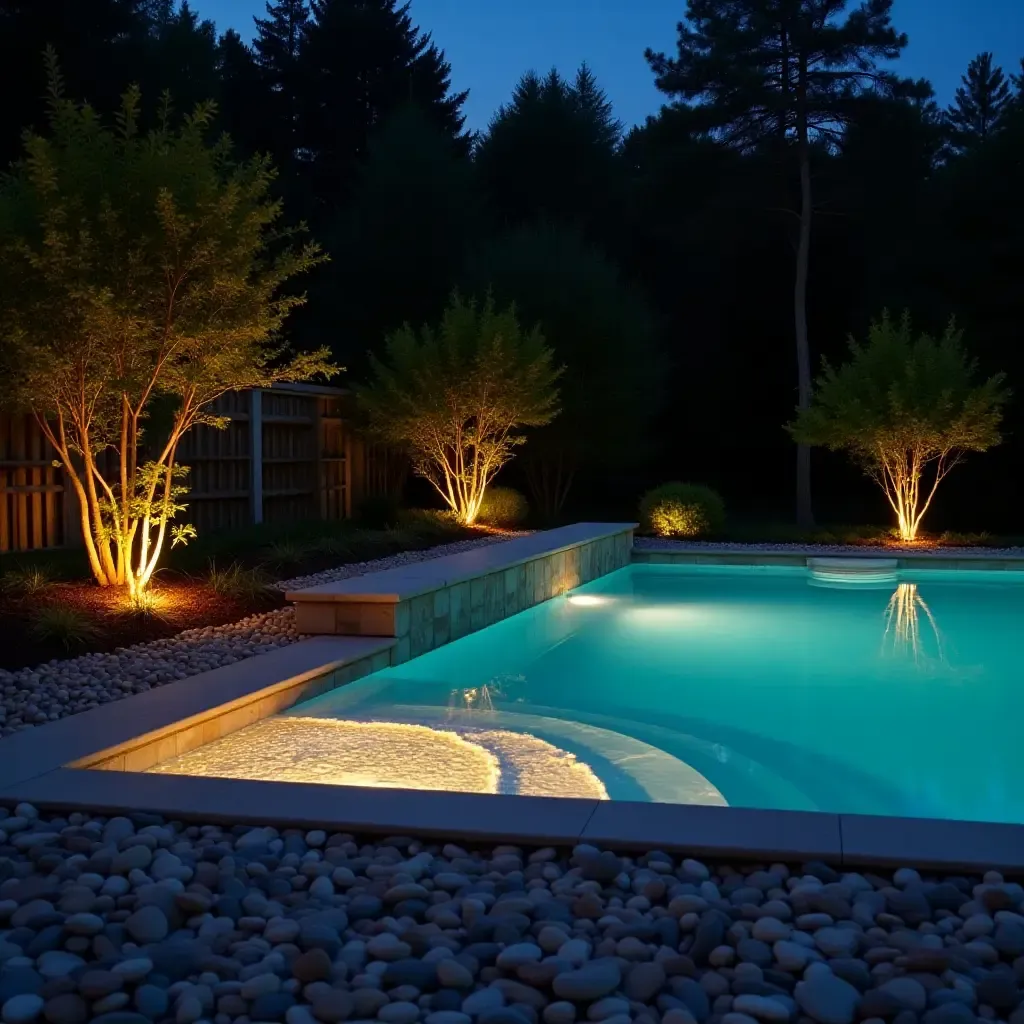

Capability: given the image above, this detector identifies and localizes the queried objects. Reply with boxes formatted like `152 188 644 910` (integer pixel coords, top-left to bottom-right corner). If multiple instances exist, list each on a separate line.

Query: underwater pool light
567 594 606 606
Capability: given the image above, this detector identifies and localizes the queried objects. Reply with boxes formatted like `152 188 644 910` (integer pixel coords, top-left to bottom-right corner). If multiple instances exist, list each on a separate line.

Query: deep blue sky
203 0 1024 131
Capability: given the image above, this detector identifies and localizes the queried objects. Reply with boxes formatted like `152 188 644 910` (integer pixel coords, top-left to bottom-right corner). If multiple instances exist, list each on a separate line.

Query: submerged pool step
807 557 899 584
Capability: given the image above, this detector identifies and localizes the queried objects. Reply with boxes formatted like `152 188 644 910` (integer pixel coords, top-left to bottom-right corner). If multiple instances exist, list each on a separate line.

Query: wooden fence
0 384 395 555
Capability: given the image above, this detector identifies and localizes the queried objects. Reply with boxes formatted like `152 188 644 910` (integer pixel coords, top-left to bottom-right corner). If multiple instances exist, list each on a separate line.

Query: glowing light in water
883 583 945 664
568 594 606 606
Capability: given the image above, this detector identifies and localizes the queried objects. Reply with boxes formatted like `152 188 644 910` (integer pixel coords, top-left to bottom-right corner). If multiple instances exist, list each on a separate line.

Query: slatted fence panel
261 391 318 524
176 391 253 535
0 414 64 554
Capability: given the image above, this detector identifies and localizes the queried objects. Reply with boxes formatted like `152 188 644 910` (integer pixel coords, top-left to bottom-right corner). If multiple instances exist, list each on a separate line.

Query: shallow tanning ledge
287 523 637 662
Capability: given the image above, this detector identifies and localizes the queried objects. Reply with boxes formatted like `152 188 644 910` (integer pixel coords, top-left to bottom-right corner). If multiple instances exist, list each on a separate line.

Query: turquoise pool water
289 564 1024 824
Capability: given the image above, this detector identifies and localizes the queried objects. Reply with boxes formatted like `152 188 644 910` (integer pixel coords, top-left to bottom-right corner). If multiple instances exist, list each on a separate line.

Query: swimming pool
151 563 1024 825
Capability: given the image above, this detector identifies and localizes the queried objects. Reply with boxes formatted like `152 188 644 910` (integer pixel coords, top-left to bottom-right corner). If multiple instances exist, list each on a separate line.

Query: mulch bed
0 577 284 672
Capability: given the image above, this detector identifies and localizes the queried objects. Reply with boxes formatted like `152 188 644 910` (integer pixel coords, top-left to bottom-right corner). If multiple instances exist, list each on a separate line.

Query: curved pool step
379 703 728 807
501 702 820 813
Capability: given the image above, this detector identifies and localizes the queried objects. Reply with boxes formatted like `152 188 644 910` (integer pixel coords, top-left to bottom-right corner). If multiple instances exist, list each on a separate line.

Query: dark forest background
1 0 1022 530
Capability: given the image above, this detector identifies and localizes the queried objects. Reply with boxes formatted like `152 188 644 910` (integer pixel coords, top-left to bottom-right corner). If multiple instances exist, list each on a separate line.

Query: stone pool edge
2 532 1022 873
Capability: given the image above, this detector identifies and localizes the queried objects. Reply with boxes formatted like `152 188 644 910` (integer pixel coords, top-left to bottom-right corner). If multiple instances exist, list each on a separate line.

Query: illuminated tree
359 294 560 525
0 60 334 599
789 312 1008 542
647 0 910 528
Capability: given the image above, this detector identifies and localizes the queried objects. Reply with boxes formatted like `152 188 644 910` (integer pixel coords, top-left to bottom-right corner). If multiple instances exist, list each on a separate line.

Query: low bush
478 487 529 528
639 482 726 538
399 508 463 539
30 606 98 650
0 564 53 597
205 562 272 600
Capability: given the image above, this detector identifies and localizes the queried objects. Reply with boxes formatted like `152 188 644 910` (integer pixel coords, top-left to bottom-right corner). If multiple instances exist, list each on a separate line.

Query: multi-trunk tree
0 66 334 598
358 295 561 525
646 0 909 527
789 312 1009 542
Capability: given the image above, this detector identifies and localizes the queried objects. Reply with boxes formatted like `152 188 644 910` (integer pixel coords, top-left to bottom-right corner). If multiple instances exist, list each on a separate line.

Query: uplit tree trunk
875 448 957 543
794 71 815 530
36 397 196 602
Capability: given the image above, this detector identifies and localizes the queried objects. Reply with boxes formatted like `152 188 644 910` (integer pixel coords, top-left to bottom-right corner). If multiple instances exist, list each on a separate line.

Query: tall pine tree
475 64 624 242
253 0 311 170
646 0 908 527
946 52 1012 150
299 0 468 208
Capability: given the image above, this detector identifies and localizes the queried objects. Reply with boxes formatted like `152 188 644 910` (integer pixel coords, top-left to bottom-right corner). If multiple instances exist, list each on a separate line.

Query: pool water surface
153 564 1024 824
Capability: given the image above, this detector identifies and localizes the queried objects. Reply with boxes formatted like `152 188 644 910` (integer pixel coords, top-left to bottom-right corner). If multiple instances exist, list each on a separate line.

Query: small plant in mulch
264 539 314 569
205 562 273 601
29 605 99 651
1 564 54 597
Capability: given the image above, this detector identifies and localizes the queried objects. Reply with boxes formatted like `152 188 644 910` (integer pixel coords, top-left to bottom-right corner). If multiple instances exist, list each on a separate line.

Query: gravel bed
0 537 514 738
0 804 1022 1024
633 539 1024 558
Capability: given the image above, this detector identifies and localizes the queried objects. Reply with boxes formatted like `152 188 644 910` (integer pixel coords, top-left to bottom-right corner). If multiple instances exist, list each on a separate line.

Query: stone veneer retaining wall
61 524 636 776
289 523 637 665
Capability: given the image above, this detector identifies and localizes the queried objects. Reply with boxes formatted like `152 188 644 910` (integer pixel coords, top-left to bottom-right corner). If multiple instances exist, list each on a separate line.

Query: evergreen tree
299 0 468 208
253 0 311 169
216 29 265 155
646 0 908 527
945 52 1012 150
0 0 147 168
138 0 219 115
475 64 624 242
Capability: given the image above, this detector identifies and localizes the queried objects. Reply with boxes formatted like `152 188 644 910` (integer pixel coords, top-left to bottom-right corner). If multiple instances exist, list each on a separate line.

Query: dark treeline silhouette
1 0 1022 529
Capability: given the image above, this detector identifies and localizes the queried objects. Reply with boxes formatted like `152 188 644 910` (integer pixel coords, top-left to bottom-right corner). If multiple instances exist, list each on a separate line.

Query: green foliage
358 293 561 524
789 312 1008 458
30 606 99 650
1 564 54 597
478 487 529 529
789 312 1009 540
640 483 726 539
205 561 272 601
398 508 463 539
264 539 313 568
0 61 335 592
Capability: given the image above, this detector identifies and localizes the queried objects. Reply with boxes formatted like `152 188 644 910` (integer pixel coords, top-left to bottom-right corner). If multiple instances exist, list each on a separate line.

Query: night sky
202 0 1024 131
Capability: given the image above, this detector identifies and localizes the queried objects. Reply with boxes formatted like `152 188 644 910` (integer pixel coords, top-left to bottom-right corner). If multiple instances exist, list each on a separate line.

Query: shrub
30 606 98 650
356 494 402 530
206 562 272 601
399 508 463 539
478 487 530 528
1 564 53 597
264 539 313 569
639 483 725 538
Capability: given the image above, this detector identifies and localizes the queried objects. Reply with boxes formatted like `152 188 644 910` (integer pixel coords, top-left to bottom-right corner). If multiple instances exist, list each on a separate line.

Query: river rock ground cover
0 805 1022 1024
0 534 512 736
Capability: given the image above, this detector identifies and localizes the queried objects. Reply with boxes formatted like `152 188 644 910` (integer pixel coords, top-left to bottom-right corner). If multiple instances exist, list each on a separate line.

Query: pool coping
2 536 1023 872
633 545 1024 571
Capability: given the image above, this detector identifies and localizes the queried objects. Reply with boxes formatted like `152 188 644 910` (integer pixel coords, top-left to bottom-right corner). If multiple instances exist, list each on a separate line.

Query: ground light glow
148 717 609 799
